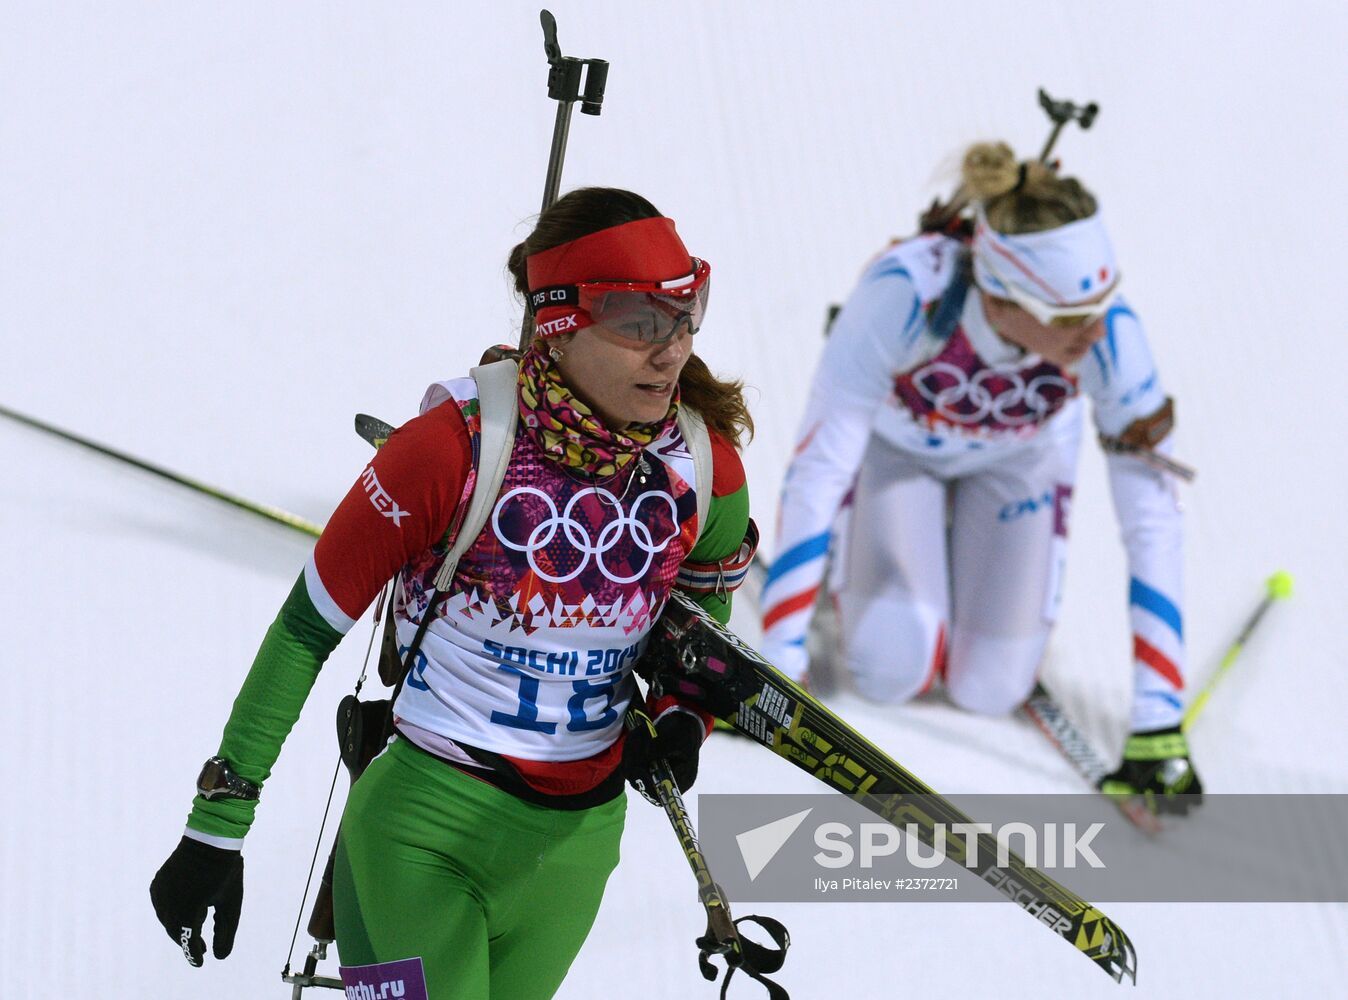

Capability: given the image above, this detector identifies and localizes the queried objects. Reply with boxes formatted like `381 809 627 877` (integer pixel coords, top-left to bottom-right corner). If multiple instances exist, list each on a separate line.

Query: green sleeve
186 573 342 842
682 478 751 625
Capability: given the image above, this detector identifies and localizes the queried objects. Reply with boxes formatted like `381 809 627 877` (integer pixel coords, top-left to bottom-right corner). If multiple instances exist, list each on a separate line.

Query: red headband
526 216 691 290
525 217 694 339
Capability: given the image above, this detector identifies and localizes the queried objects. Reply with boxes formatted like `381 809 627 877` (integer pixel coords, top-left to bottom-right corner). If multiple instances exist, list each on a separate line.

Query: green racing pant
333 736 626 1000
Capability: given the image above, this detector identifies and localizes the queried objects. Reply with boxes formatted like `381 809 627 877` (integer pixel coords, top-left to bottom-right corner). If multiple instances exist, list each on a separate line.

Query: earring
549 345 564 361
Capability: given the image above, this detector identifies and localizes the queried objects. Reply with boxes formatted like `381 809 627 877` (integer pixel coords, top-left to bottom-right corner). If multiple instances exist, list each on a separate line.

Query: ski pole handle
1183 571 1293 730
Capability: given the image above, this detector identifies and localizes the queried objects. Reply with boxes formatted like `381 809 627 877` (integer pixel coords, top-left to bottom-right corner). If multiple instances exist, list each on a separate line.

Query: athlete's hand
623 709 706 798
1099 725 1204 816
150 836 245 966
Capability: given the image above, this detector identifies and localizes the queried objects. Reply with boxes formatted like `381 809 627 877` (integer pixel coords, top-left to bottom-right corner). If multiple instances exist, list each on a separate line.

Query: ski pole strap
697 914 791 1000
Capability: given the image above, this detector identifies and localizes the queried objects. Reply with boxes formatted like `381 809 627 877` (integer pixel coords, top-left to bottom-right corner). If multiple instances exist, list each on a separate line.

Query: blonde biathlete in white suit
761 142 1202 813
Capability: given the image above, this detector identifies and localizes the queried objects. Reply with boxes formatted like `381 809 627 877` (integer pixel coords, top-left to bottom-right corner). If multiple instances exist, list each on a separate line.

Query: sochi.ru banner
697 794 1348 903
339 957 429 1000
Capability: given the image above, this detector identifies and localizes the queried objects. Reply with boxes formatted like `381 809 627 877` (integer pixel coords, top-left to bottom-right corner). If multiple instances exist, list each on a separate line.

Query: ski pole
1183 571 1294 730
625 709 790 998
517 9 609 350
0 402 323 537
627 710 741 949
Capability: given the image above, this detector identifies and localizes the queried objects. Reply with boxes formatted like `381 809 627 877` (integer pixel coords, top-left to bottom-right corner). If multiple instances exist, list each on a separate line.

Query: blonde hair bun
960 140 1097 234
962 142 1020 200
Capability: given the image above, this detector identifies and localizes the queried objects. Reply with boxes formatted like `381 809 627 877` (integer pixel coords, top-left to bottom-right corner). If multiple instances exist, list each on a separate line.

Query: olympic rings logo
492 486 680 585
911 361 1074 426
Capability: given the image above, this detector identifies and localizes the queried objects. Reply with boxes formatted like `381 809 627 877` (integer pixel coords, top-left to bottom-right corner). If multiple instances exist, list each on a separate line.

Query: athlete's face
551 323 693 428
981 291 1108 369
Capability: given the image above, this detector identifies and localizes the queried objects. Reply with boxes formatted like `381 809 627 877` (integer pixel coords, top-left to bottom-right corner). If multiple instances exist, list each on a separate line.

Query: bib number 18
490 667 623 734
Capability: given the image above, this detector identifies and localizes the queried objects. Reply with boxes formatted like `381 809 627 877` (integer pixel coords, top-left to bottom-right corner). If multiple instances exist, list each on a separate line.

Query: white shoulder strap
432 359 519 591
677 406 714 549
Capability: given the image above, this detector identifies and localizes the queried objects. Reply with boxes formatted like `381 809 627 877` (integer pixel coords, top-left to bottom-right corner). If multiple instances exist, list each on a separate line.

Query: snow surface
2 2 1346 997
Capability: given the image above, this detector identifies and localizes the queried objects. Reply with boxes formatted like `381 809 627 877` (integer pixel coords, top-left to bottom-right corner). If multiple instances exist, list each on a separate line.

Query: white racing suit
761 235 1186 729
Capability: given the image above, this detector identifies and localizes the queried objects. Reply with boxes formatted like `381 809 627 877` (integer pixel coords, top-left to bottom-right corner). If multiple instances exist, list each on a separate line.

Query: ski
642 590 1138 984
1021 683 1161 834
752 557 1161 830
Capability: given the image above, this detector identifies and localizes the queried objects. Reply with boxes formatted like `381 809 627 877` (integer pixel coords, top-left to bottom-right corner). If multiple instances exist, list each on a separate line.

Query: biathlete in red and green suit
150 187 759 1000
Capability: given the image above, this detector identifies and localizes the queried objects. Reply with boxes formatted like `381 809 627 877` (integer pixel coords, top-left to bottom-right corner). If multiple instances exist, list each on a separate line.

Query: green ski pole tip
1266 571 1294 599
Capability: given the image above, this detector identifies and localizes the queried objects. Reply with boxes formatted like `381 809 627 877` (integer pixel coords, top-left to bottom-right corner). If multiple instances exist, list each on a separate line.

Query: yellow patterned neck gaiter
517 346 678 477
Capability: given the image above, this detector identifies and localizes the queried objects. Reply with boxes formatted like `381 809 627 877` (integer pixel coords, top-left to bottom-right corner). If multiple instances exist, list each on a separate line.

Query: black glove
623 709 706 799
1099 724 1204 816
150 835 245 966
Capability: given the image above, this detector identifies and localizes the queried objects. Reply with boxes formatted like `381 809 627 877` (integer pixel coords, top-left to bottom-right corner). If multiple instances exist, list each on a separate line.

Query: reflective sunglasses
530 258 711 344
979 256 1121 329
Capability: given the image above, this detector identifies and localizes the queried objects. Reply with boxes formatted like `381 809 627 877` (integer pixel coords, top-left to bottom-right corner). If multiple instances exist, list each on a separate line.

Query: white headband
972 206 1119 307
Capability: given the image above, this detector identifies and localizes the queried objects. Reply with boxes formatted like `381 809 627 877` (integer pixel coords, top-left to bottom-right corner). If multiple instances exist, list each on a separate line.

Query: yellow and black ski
642 589 1138 985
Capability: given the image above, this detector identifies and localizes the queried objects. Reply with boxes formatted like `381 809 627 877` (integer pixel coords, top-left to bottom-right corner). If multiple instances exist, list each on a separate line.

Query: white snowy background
2 2 1346 997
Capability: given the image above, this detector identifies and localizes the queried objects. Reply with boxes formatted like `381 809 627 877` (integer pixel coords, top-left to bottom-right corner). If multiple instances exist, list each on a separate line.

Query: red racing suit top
186 378 752 847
